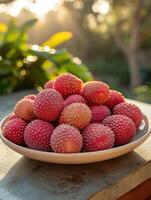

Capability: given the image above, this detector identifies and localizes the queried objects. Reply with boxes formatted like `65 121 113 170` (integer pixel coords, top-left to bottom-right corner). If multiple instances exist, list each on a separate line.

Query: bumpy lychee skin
24 119 54 151
33 89 64 121
24 94 36 101
91 105 111 123
113 102 142 128
82 81 109 104
44 80 54 89
3 118 27 145
51 124 82 153
82 123 115 152
64 94 87 107
105 90 125 109
59 103 91 129
14 99 35 121
54 73 83 98
102 115 136 146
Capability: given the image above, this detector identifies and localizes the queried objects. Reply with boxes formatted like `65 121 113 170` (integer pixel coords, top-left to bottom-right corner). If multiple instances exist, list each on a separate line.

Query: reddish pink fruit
3 118 27 145
102 115 136 146
59 103 92 129
33 89 64 121
44 80 54 89
51 124 82 153
82 123 115 152
105 90 125 109
64 94 87 107
24 94 36 101
14 99 35 121
113 102 142 128
82 81 109 104
91 105 111 123
54 73 83 98
24 119 54 151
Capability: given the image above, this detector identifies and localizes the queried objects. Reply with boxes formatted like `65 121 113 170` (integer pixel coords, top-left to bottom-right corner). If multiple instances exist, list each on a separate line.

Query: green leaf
0 22 7 33
42 31 73 48
20 19 37 31
60 62 93 82
0 59 12 75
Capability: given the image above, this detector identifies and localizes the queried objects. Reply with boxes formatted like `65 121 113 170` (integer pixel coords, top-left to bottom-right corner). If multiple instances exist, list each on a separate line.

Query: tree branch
131 0 144 50
0 0 15 3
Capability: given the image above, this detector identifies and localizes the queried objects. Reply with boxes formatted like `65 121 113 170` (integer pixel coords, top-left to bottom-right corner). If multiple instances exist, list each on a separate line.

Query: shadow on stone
0 150 147 200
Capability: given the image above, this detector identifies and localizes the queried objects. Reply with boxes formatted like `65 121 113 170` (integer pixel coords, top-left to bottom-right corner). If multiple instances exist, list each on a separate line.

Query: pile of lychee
2 73 143 153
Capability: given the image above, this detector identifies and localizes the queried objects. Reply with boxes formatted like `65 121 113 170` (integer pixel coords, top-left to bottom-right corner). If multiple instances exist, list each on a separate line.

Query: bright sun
0 0 62 18
92 0 110 15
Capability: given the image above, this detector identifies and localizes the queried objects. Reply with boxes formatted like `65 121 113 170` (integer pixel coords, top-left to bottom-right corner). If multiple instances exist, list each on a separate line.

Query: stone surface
0 90 151 200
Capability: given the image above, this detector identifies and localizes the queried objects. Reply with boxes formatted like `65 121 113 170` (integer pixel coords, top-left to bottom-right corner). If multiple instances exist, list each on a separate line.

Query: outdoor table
0 90 151 200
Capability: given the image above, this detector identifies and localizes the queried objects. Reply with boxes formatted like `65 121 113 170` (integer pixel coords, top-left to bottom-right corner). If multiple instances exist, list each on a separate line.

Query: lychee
33 89 64 121
59 103 91 129
105 90 125 109
82 123 115 151
54 73 83 98
51 124 82 153
113 102 142 128
64 94 87 107
102 115 136 146
91 105 111 123
14 99 35 121
44 80 54 89
24 119 54 151
3 118 27 145
82 81 109 104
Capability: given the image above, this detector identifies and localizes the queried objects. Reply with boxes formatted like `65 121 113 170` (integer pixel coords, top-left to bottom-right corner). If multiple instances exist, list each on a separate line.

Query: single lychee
44 80 54 89
102 115 136 146
59 103 91 129
113 102 142 128
91 105 111 123
51 124 82 153
54 73 83 98
3 118 27 145
82 81 109 104
105 90 125 109
82 123 115 152
24 94 36 101
33 89 64 121
64 94 87 107
24 119 54 151
14 99 35 121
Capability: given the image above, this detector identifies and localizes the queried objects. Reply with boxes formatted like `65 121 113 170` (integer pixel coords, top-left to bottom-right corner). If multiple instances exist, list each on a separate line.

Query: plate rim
0 114 151 159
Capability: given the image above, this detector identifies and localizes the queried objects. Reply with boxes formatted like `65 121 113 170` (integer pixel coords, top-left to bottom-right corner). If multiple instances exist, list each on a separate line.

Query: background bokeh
0 0 151 102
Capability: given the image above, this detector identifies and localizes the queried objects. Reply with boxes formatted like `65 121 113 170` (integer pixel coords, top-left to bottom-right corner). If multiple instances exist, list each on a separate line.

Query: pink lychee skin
54 73 83 98
104 90 125 109
3 118 27 145
90 105 111 123
59 103 92 130
51 124 83 153
82 123 115 152
64 94 87 107
82 81 110 104
102 115 136 146
33 89 64 121
14 98 35 121
113 102 143 128
24 94 36 101
24 119 54 151
44 80 54 89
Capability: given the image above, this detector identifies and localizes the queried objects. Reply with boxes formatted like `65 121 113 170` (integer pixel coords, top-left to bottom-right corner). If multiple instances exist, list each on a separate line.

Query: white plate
0 114 151 164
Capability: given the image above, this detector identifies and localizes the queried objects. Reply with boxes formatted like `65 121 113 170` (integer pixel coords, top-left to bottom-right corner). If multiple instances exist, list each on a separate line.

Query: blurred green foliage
0 19 93 94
